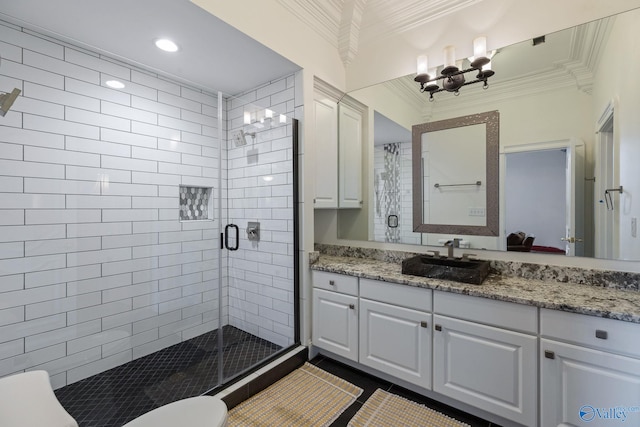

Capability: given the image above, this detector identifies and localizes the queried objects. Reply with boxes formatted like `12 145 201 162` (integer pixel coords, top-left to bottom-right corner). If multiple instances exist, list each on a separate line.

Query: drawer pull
349 304 355 310
420 321 428 328
329 280 335 286
435 324 442 331
544 350 555 359
595 329 608 340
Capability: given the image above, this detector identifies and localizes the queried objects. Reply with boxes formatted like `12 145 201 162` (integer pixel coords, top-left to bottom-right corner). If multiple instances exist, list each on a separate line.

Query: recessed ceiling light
155 38 179 52
105 80 125 89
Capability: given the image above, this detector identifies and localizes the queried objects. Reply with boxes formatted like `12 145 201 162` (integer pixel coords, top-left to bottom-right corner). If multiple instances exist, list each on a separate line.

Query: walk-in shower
0 20 300 424
53 90 300 425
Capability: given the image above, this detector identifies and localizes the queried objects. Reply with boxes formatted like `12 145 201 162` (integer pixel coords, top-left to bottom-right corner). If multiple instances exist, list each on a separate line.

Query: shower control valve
247 221 260 242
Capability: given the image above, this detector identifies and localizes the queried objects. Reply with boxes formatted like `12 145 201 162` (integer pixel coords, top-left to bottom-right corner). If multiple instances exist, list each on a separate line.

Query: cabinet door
313 97 338 208
433 315 537 427
359 299 432 389
541 338 640 427
312 288 358 361
338 103 362 208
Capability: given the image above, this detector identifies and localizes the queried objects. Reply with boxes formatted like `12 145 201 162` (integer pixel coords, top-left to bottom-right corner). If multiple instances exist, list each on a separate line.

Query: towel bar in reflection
434 180 482 189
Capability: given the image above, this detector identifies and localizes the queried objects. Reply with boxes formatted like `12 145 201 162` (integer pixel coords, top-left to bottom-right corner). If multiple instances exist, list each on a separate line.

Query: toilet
122 395 228 427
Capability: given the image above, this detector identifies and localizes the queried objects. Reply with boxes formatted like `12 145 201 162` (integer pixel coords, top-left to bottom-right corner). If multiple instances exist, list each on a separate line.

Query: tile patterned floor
55 326 281 427
310 356 501 427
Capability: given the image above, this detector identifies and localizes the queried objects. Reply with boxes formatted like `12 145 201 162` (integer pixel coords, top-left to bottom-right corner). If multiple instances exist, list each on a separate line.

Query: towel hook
604 186 623 210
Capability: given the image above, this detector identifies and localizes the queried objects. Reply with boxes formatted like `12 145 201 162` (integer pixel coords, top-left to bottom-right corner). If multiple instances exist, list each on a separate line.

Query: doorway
502 139 586 256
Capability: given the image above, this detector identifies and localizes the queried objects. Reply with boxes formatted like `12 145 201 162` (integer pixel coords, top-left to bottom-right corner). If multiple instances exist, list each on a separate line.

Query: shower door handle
224 224 239 251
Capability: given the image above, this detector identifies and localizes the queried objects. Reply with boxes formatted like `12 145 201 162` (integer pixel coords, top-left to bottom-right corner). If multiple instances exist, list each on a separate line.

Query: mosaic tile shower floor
55 326 281 427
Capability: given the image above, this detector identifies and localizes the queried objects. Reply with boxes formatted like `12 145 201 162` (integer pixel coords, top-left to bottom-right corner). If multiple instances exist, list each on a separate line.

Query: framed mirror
412 111 499 236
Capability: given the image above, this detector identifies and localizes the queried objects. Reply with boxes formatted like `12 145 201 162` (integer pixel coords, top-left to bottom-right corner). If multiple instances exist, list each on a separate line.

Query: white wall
592 9 640 260
0 19 297 389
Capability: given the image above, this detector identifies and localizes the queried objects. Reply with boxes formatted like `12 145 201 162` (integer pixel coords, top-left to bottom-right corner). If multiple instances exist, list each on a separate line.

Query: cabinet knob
349 304 355 310
595 329 608 340
544 350 555 359
329 280 335 286
420 321 428 328
435 324 442 331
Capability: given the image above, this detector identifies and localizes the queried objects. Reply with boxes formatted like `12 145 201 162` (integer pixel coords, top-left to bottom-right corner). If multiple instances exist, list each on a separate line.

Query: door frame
594 100 619 259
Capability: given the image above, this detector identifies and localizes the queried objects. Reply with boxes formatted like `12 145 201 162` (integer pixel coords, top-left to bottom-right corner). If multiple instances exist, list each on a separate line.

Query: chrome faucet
444 238 461 258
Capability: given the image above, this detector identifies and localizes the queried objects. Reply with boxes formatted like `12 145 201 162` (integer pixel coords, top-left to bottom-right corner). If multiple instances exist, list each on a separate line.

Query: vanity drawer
540 308 640 358
434 291 537 334
312 271 358 296
360 278 432 312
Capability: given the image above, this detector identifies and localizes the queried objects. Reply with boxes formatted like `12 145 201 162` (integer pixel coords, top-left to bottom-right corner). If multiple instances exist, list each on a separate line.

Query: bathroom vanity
310 252 640 427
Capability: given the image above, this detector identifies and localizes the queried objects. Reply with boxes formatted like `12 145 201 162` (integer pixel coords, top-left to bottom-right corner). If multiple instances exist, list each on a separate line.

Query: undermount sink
401 255 491 285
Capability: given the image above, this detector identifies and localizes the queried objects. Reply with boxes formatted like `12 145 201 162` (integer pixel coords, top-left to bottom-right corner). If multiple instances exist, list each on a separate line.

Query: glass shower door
214 90 299 387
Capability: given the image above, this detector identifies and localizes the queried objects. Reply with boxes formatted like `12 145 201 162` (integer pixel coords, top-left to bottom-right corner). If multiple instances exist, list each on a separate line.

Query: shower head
234 129 256 147
0 88 20 117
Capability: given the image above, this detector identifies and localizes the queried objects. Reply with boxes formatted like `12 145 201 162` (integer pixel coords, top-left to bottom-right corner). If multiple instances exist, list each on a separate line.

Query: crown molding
277 0 342 49
359 0 482 45
338 0 367 65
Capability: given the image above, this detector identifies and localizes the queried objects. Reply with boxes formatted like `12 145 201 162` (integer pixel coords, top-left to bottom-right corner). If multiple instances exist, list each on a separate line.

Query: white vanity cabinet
432 291 538 427
540 309 640 427
312 271 359 361
359 279 432 389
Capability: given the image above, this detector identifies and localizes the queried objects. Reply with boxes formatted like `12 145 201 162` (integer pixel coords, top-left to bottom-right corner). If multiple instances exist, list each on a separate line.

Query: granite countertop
311 254 640 324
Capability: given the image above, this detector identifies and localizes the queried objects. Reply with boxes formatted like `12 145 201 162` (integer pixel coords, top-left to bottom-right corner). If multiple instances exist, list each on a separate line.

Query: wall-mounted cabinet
313 78 363 209
338 102 363 208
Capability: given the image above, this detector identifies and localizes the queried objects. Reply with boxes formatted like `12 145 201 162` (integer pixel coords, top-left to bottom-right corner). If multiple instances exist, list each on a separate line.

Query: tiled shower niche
179 185 213 221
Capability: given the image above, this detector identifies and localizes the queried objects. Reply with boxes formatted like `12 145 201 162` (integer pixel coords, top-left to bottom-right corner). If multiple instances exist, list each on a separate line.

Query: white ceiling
0 0 301 95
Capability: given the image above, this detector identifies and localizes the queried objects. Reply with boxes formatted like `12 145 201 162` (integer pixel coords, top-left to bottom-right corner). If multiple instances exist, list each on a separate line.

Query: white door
312 288 358 361
359 299 431 389
564 142 586 256
541 339 640 427
433 315 537 427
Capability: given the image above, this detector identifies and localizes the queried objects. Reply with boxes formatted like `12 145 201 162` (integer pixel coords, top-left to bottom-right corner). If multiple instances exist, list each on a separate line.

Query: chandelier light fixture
414 36 495 101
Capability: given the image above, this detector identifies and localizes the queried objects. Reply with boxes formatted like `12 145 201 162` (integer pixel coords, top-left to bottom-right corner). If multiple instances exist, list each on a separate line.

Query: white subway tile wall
0 20 297 388
224 78 296 348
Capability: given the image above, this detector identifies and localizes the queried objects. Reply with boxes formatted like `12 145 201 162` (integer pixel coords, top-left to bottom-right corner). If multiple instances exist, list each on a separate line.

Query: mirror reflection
337 7 640 261
412 111 499 237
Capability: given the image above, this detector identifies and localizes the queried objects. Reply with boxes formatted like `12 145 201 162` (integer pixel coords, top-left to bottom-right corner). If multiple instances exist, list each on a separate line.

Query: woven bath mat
348 389 471 427
227 362 362 426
